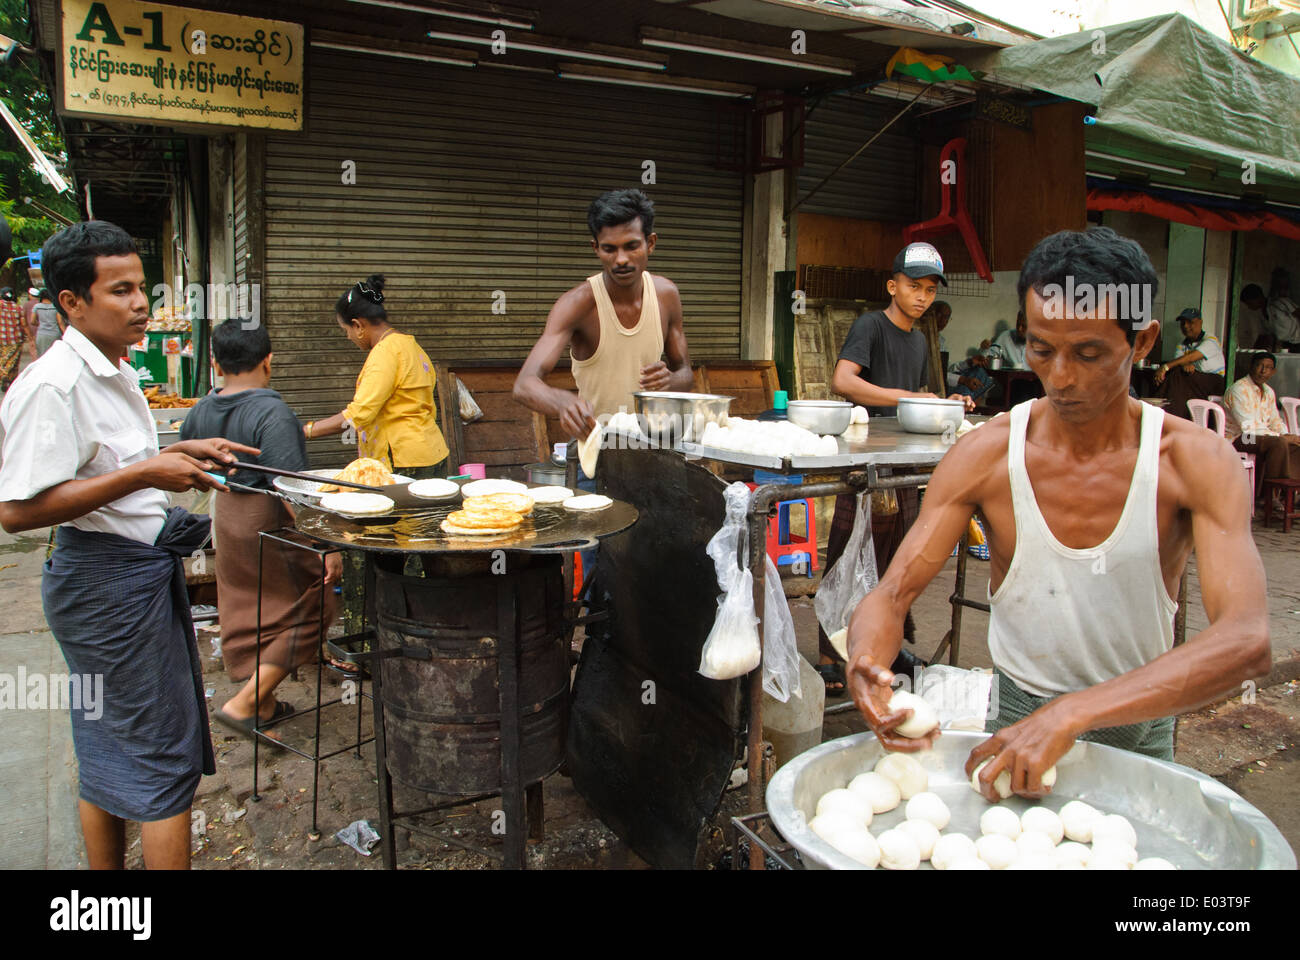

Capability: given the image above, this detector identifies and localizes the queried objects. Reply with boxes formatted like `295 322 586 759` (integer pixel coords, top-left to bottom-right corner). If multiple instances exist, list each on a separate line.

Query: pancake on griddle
462 491 535 516
440 507 524 537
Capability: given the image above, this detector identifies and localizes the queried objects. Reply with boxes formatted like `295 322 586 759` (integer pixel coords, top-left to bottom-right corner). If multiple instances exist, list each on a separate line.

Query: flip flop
815 662 847 697
212 702 292 750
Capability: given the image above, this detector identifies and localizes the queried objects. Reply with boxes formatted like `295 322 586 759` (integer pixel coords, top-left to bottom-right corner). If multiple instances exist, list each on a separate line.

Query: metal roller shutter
233 134 249 287
260 50 745 424
797 93 918 221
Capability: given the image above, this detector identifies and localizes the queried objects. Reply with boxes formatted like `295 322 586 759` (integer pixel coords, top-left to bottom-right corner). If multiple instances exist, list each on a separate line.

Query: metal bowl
633 391 732 443
897 396 965 434
766 731 1296 870
786 400 852 436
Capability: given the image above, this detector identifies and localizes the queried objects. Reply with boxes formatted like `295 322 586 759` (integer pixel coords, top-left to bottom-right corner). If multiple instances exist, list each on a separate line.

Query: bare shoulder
1158 410 1244 503
650 273 680 297
928 414 1009 495
550 281 596 323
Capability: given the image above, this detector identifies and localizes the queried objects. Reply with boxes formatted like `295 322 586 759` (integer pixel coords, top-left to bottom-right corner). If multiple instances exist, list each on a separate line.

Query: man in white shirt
1152 307 1226 420
0 221 255 869
1240 284 1300 350
1225 352 1300 485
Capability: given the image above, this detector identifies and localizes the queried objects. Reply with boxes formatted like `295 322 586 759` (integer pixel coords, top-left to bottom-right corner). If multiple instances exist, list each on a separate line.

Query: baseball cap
892 242 947 286
1176 307 1200 322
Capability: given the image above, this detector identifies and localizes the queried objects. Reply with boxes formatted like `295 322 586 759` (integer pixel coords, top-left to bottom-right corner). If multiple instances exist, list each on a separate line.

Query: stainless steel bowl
897 396 965 434
786 400 852 436
633 391 732 442
766 731 1296 870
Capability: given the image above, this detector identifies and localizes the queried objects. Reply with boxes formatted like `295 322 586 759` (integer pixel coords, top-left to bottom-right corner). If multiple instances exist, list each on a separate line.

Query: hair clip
355 280 384 304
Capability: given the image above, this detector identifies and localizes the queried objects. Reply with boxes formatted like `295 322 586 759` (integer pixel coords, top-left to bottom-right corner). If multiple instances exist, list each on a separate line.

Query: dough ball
979 805 1022 839
975 833 1018 870
1020 806 1065 845
815 788 873 828
847 772 902 814
1091 813 1137 849
1006 855 1054 871
898 819 940 860
876 829 921 871
810 814 880 868
1056 858 1087 870
948 858 991 870
1086 855 1132 870
1015 830 1057 861
1059 800 1101 843
1134 857 1178 870
904 791 951 831
888 690 939 738
1054 841 1092 868
874 752 929 799
931 833 978 871
1090 838 1138 869
970 759 1012 800
1041 765 1057 789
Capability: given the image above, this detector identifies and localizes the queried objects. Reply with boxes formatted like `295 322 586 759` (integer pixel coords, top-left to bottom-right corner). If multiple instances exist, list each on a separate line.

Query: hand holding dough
578 424 602 478
888 690 939 738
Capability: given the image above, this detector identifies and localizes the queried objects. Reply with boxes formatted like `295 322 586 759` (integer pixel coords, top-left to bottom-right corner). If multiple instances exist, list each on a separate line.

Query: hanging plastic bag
814 490 879 659
699 482 761 680
456 376 483 423
762 554 801 702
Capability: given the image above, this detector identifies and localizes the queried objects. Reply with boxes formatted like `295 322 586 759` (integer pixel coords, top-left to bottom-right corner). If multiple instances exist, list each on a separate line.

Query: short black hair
41 221 137 319
336 273 387 325
1251 352 1276 370
588 189 655 240
211 320 272 375
37 288 50 300
1017 227 1158 346
0 287 13 301
1240 284 1264 302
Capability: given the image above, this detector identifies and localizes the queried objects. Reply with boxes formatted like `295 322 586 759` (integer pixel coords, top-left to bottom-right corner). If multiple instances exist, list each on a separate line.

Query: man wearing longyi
845 228 1270 798
513 189 693 443
0 221 258 869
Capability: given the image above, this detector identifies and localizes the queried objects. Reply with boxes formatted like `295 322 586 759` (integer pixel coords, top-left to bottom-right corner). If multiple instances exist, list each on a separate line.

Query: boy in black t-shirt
819 243 973 694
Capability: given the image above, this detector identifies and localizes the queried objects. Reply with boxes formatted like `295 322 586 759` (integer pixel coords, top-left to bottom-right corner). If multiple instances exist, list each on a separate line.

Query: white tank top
987 400 1178 698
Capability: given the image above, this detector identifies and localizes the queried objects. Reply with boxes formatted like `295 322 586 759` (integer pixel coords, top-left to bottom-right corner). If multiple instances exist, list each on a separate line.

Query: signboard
975 93 1032 131
60 0 304 131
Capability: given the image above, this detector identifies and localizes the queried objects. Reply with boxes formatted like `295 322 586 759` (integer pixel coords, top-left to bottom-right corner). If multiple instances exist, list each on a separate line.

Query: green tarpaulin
968 13 1300 185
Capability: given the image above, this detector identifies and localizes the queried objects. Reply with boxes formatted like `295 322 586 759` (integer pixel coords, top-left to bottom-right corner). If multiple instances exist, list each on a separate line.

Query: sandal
815 662 847 697
212 702 292 750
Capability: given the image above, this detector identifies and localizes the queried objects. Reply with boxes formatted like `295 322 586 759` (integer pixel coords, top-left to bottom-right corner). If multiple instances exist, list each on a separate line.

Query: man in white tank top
514 189 694 440
844 227 1271 799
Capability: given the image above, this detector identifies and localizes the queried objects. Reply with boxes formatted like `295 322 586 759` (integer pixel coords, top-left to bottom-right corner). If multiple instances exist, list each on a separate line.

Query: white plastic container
763 657 826 771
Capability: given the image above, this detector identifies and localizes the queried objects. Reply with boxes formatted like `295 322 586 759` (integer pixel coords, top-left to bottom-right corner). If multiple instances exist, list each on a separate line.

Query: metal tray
766 731 1295 870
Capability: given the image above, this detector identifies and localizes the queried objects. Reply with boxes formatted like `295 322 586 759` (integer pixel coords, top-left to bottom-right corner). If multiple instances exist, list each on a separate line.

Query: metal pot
633 391 732 443
897 396 965 434
786 400 852 436
525 461 567 486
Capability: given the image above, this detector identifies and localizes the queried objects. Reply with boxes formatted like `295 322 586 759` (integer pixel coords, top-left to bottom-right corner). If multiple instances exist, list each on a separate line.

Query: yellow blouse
342 332 449 470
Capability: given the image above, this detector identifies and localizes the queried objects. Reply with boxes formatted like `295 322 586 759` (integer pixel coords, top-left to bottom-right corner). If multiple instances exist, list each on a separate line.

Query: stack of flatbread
441 490 536 537
319 457 394 492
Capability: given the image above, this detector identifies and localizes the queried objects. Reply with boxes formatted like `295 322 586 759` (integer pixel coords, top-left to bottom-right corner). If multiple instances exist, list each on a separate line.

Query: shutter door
260 50 745 424
232 134 249 287
797 93 918 221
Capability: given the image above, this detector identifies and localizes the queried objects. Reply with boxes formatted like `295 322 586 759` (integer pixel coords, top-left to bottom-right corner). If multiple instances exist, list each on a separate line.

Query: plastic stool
770 498 818 575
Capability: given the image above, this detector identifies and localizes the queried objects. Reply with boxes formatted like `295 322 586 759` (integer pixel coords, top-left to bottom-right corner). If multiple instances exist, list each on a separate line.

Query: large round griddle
294 498 637 555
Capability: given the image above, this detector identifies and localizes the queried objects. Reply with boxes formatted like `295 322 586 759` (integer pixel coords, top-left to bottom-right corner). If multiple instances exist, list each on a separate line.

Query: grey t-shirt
181 387 307 490
33 303 60 338
837 310 928 417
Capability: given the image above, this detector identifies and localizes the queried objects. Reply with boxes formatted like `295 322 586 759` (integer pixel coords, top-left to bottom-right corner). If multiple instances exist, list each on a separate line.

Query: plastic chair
1188 399 1255 516
771 498 819 575
1282 397 1300 435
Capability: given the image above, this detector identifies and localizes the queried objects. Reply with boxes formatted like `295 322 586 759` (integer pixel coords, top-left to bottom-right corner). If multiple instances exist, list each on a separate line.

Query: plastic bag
456 376 483 423
814 491 879 651
699 482 761 680
762 554 801 702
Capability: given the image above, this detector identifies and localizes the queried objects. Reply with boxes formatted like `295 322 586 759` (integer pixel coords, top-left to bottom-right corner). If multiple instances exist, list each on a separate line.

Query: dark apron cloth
42 508 216 821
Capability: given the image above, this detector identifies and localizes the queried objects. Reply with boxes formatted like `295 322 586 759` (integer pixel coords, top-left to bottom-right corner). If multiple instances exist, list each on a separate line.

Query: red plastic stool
1262 478 1300 533
770 498 818 576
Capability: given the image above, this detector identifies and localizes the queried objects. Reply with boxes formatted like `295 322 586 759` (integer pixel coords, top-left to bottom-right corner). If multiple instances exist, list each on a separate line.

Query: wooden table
984 367 1041 411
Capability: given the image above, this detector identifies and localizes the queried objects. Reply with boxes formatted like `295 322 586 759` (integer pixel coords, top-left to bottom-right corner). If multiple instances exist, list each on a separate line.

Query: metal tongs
218 460 387 493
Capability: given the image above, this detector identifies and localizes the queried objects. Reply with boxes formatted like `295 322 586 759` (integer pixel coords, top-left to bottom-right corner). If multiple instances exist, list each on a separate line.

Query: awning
1087 187 1300 242
968 14 1300 191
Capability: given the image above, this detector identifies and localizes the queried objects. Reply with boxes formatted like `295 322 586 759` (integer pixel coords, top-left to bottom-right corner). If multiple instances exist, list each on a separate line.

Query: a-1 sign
60 0 304 131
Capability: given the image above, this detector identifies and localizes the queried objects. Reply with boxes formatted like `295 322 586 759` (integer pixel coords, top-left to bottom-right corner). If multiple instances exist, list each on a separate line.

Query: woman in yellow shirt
304 274 449 477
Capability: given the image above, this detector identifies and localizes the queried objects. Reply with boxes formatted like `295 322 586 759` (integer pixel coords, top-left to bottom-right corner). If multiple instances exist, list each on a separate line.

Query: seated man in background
1224 352 1300 497
981 310 1029 368
948 352 995 403
1152 307 1225 420
183 321 342 738
1240 283 1299 351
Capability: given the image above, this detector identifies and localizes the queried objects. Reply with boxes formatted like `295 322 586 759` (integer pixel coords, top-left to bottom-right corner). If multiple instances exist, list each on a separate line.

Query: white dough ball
847 772 902 814
930 833 978 871
948 858 991 870
815 788 874 828
970 759 1012 800
876 829 921 870
1056 858 1086 870
1015 830 1057 861
1091 838 1138 869
979 805 1022 839
1006 855 1054 871
888 690 939 738
1020 806 1065 845
1041 765 1057 789
904 792 951 831
1134 857 1178 870
975 833 1018 870
1086 855 1132 870
1055 841 1092 868
810 814 880 868
874 753 929 799
898 819 941 860
1059 800 1101 843
1091 813 1138 849
810 812 859 843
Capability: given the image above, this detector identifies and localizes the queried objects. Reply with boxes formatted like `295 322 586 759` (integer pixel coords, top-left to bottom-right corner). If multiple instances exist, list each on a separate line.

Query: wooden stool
1262 478 1300 533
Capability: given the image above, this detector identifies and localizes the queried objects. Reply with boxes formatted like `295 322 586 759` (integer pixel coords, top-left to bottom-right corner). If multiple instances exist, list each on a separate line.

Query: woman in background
0 288 32 391
304 274 449 478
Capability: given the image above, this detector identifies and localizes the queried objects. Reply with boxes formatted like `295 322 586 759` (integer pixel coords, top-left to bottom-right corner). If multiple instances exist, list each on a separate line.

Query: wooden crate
697 361 780 417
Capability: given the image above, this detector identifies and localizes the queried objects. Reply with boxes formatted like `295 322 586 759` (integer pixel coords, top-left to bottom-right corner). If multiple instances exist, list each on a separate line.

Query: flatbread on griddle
463 491 534 515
